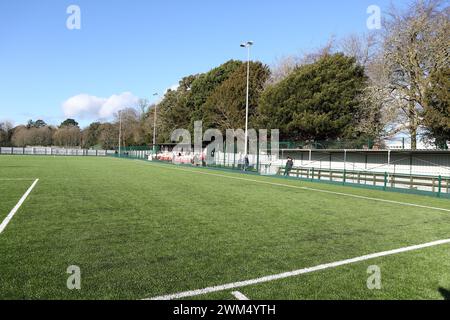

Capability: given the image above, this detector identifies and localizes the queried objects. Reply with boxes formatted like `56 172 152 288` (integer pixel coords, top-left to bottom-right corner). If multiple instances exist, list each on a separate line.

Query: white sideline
0 179 39 234
232 291 250 300
147 238 450 300
140 162 450 213
0 178 37 181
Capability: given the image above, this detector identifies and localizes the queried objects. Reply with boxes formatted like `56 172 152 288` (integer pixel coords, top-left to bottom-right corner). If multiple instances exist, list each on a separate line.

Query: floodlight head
241 41 254 48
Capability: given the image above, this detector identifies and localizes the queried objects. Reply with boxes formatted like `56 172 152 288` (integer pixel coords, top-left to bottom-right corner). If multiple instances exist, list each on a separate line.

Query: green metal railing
278 166 450 199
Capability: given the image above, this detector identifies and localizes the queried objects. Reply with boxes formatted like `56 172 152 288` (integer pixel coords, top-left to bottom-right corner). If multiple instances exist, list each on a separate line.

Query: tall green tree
156 75 199 142
34 120 47 128
155 60 242 142
256 53 367 142
60 119 79 128
26 119 47 128
423 67 450 149
187 60 243 130
203 61 271 131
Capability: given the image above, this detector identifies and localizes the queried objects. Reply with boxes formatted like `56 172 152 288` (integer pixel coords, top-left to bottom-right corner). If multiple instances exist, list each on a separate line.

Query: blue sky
0 0 409 128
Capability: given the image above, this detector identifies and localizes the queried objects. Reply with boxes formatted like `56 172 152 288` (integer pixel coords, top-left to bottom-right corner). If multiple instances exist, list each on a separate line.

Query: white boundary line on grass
0 178 39 234
147 238 450 300
139 162 450 213
0 178 37 181
231 291 250 300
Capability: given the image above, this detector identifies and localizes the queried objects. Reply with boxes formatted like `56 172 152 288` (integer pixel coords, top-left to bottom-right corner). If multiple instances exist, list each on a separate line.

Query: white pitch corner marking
145 238 450 300
0 178 39 234
232 291 250 300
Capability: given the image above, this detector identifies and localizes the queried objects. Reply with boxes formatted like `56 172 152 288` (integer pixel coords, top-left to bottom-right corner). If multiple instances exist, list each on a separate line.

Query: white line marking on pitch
146 238 450 300
232 291 250 300
140 162 450 213
0 178 37 181
0 179 39 234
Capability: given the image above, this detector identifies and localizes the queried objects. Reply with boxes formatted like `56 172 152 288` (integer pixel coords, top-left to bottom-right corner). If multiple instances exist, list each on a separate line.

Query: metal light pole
240 41 253 156
118 110 122 157
152 93 159 154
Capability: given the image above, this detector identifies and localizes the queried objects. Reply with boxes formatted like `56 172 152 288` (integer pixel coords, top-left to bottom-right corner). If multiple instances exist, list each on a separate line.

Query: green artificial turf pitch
0 155 449 300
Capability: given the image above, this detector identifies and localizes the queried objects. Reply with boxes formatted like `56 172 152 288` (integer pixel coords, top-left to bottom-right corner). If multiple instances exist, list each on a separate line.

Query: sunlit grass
0 156 449 300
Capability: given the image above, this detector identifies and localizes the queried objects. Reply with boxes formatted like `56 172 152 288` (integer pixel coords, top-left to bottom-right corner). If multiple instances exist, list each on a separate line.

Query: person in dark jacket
243 155 250 171
285 157 294 176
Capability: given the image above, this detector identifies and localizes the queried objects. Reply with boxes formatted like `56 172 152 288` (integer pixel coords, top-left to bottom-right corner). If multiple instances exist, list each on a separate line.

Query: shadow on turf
438 287 450 300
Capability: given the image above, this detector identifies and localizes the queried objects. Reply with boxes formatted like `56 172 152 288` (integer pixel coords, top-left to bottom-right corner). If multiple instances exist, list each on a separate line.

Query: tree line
1 0 448 150
0 110 149 150
1 119 81 148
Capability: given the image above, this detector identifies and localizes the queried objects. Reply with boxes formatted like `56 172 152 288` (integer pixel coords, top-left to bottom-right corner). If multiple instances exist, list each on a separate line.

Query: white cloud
62 92 139 120
151 84 180 104
167 83 179 92
62 94 104 119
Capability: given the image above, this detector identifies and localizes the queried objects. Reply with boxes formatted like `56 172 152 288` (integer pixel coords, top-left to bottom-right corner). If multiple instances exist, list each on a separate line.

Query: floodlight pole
241 41 253 157
152 93 159 154
118 110 122 157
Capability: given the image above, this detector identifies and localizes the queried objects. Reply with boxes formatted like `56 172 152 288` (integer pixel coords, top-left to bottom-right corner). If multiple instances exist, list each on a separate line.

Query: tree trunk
410 127 417 150
409 102 418 150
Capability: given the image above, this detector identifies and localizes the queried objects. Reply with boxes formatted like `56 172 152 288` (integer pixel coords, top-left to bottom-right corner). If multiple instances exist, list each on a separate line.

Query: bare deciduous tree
53 126 81 147
11 126 28 147
380 0 449 149
98 123 119 150
267 55 301 86
340 33 379 67
114 107 145 147
0 121 13 146
267 37 337 86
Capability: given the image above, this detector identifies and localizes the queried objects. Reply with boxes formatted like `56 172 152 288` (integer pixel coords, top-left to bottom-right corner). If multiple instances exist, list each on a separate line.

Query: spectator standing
285 157 294 176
